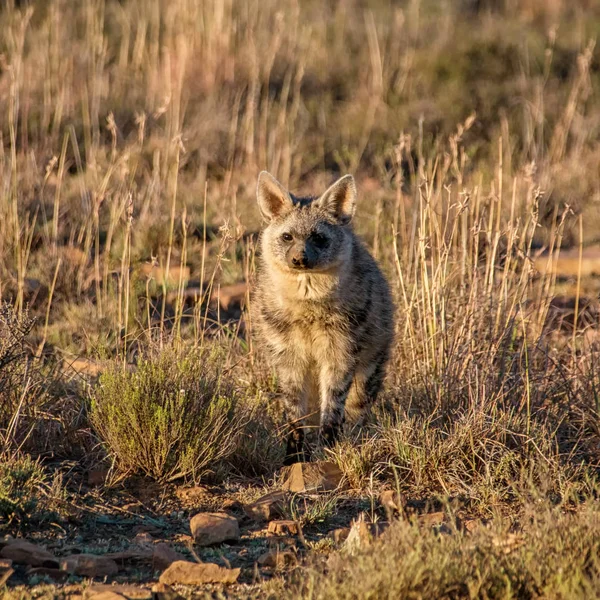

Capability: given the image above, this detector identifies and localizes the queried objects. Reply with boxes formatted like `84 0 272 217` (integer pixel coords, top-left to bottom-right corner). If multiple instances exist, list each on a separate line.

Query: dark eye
282 233 293 242
311 232 328 248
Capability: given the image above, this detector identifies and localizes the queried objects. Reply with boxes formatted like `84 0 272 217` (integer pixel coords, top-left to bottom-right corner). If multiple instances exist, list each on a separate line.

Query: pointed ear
256 171 293 222
316 175 357 224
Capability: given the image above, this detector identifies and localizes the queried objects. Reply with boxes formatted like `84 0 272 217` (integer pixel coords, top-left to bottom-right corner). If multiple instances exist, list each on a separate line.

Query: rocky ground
0 458 495 599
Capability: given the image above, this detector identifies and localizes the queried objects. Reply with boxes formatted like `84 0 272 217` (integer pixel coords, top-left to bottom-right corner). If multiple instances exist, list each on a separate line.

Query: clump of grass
225 391 286 478
0 454 46 524
290 501 600 599
90 344 247 483
0 304 35 427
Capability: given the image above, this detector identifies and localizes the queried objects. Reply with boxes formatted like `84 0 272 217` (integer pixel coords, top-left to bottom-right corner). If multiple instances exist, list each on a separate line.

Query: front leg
276 359 310 465
319 364 354 448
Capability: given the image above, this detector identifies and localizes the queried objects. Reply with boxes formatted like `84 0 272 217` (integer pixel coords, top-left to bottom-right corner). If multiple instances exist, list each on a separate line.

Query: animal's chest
286 303 348 360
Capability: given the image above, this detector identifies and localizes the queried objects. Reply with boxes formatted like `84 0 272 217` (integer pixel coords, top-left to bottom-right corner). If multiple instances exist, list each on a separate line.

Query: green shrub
90 345 246 483
0 454 46 523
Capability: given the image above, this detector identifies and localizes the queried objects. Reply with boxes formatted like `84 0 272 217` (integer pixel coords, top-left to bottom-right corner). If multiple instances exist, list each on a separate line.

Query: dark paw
284 429 305 465
320 423 341 448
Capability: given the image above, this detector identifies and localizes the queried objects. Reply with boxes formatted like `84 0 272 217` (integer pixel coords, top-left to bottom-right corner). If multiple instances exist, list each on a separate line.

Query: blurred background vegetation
0 3 600 596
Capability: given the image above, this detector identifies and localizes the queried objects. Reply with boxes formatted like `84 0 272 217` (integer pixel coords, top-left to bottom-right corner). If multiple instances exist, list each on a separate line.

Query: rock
27 567 69 582
84 584 152 599
159 560 240 585
211 283 248 311
417 512 446 527
152 543 185 571
281 461 345 493
60 554 119 578
462 518 488 534
344 518 389 554
190 512 240 546
257 549 296 568
221 498 243 511
267 520 301 536
244 491 287 522
328 527 351 545
379 489 406 519
66 358 104 377
1 540 58 568
151 583 184 600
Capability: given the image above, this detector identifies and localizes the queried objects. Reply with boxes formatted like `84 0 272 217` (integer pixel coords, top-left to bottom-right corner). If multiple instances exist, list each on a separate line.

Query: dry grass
0 0 599 596
289 501 600 600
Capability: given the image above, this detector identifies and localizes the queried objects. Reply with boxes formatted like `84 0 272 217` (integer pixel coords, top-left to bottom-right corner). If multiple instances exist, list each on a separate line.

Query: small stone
379 489 406 519
417 512 446 527
66 358 104 377
462 518 488 534
344 518 389 554
159 560 240 585
152 543 185 571
211 283 248 311
244 491 287 522
84 585 151 599
190 512 240 546
257 549 296 568
281 461 345 493
221 498 243 511
328 527 351 545
1 540 58 568
267 520 301 536
175 486 209 503
60 554 119 578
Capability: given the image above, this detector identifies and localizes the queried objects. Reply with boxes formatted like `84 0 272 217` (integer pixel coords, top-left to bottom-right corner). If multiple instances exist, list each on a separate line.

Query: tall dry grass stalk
0 0 597 457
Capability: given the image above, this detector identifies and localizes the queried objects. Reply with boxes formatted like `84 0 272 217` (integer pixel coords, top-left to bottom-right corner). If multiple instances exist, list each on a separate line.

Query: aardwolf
253 172 394 463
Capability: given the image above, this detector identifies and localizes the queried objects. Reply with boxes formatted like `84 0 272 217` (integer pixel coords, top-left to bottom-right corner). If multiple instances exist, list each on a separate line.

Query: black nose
292 255 305 267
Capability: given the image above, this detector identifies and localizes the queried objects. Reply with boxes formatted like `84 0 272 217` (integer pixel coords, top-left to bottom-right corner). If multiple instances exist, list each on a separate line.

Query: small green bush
0 454 46 523
90 345 247 483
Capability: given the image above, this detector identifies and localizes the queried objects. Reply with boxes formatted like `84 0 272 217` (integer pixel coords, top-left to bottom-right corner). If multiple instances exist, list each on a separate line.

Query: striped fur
253 171 394 464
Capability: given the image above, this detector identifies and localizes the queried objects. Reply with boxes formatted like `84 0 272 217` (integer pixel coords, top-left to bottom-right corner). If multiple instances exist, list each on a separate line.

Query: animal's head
256 171 357 273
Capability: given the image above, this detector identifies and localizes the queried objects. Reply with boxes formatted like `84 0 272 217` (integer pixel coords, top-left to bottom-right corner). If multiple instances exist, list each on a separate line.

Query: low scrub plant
0 454 47 524
90 345 247 483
